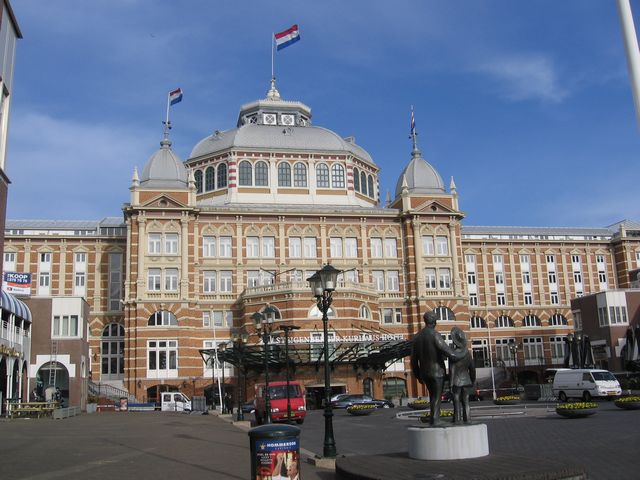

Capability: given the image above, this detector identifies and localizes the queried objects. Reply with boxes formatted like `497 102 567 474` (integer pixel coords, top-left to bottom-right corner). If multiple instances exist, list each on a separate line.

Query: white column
617 0 640 128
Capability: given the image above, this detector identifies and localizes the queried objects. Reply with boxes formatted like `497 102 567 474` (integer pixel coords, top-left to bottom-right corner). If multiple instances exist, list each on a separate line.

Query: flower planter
419 410 453 423
555 407 598 418
408 402 429 410
347 407 375 416
614 400 640 410
493 400 520 406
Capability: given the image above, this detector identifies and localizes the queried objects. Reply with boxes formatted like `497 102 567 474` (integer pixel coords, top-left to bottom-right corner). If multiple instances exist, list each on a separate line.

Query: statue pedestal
408 423 489 460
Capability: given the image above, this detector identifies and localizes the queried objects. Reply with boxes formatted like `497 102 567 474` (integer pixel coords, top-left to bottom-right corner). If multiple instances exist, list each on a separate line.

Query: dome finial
161 120 172 148
267 76 281 100
409 106 421 158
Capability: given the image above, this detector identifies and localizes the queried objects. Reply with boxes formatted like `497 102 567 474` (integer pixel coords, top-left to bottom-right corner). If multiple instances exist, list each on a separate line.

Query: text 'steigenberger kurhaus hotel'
4 79 640 408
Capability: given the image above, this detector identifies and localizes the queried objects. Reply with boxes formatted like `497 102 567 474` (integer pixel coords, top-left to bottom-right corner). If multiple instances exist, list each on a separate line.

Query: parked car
330 393 350 403
331 394 394 409
241 400 255 414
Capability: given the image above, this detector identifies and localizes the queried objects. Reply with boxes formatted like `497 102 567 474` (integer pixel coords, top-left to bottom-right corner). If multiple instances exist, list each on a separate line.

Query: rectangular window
493 254 503 266
550 292 559 304
147 340 178 378
519 254 530 268
384 238 397 258
108 253 123 311
3 251 16 271
246 237 259 258
523 337 544 362
372 270 385 291
371 238 383 258
422 236 434 256
53 315 79 337
202 236 216 257
262 236 275 258
598 271 607 285
219 271 232 292
74 272 86 295
165 268 179 291
522 272 531 284
546 254 555 266
219 237 232 257
467 271 476 285
524 292 532 305
386 270 400 291
496 292 505 305
381 308 402 324
345 238 358 258
425 268 436 289
465 254 475 267
289 237 301 258
436 236 449 256
469 293 478 306
495 272 504 285
203 271 216 293
330 237 343 258
148 269 161 291
203 311 211 328
247 270 260 288
74 252 87 268
548 272 557 284
573 271 582 284
164 233 179 254
550 337 565 363
636 251 640 268
303 237 316 258
148 234 161 254
439 268 451 289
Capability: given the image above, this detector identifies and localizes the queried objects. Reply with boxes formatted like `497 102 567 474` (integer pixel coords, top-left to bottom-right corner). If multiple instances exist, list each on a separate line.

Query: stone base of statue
408 423 489 460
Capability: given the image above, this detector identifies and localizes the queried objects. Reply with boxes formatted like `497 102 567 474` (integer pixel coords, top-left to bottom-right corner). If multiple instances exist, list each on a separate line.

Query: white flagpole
617 0 640 129
212 317 223 413
165 92 171 128
271 32 275 81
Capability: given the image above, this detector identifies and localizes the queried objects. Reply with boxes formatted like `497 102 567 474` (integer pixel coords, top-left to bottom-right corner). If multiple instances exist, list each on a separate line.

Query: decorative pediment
140 193 188 209
412 198 458 215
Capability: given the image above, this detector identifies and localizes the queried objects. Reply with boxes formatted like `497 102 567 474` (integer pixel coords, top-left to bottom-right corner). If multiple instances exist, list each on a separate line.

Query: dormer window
280 114 295 126
263 113 277 125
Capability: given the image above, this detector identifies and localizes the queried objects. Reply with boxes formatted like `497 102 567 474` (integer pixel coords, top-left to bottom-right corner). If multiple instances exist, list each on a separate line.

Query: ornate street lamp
230 332 249 421
508 339 520 386
252 305 278 424
307 264 340 459
218 341 227 413
279 324 301 422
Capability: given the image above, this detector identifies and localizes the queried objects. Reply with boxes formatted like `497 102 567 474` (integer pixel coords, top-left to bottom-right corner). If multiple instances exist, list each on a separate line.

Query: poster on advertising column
254 437 300 480
2 272 32 295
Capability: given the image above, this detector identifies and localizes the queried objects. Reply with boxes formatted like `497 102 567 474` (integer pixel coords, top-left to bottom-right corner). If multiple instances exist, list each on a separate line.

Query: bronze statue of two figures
410 310 476 426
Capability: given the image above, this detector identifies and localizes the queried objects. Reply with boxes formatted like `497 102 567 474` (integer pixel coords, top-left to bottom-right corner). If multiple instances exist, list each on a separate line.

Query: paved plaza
0 401 637 479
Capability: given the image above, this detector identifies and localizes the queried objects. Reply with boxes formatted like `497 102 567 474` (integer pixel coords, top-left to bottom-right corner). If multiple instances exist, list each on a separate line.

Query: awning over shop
0 289 32 323
200 338 412 374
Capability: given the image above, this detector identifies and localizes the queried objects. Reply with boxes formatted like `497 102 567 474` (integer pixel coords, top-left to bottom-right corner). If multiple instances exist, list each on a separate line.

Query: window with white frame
436 236 449 256
345 237 358 258
74 271 86 295
52 315 79 337
496 292 506 306
636 251 640 268
165 268 179 291
550 292 559 304
108 252 123 311
359 305 371 319
203 271 216 293
246 237 259 257
465 254 475 267
330 237 343 258
548 272 557 284
386 270 400 291
573 310 582 330
609 306 628 325
495 272 504 285
520 254 530 268
164 233 179 255
549 313 568 326
425 268 436 289
212 310 233 327
550 336 565 363
148 268 161 291
523 314 540 327
338 269 358 285
439 268 451 289
147 340 178 378
247 270 260 287
422 236 434 256
495 338 516 364
546 254 555 267
203 311 211 328
289 237 301 258
573 271 582 284
493 254 503 268
496 315 513 328
38 252 52 295
524 292 532 305
467 271 476 285
382 308 402 324
303 237 317 258
372 270 384 291
470 315 485 329
147 310 177 326
523 337 543 362
469 293 478 306
262 236 275 257
3 251 16 271
522 271 531 284
219 236 232 257
370 237 383 258
202 236 216 257
435 306 455 321
289 269 303 283
384 238 397 258
598 307 608 327
219 271 232 292
148 233 161 254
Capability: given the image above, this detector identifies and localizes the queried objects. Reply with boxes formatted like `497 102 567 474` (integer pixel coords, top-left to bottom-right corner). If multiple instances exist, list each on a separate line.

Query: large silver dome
140 137 188 189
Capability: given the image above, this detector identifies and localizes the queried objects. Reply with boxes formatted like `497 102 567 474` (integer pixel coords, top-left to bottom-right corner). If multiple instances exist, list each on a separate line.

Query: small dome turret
140 132 188 189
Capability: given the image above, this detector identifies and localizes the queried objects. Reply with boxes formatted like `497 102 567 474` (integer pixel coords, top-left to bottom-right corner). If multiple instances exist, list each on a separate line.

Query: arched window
217 163 228 188
549 314 568 326
238 161 252 186
435 306 455 321
148 310 177 326
205 166 215 191
383 377 407 399
367 175 374 198
353 167 360 192
360 171 367 195
331 164 345 188
255 161 269 186
194 170 203 193
359 305 371 320
523 314 541 327
101 323 124 379
316 163 330 188
293 162 307 187
470 315 486 329
278 163 291 187
496 315 514 328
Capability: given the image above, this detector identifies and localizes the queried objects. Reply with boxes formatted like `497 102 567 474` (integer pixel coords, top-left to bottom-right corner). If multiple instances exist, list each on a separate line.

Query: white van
161 392 192 412
553 369 621 402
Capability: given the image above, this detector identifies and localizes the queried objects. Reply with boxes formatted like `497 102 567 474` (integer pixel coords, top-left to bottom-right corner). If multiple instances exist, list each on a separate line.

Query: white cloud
475 55 568 103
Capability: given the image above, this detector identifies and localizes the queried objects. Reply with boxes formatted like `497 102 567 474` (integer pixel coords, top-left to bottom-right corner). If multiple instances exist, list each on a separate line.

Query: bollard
248 424 300 480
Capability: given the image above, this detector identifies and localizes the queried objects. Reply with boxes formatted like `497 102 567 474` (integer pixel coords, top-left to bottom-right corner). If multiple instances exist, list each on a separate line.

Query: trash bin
119 397 128 412
248 424 300 480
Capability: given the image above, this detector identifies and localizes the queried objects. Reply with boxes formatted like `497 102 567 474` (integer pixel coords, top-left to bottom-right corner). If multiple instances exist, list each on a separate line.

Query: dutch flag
275 24 301 51
169 88 183 106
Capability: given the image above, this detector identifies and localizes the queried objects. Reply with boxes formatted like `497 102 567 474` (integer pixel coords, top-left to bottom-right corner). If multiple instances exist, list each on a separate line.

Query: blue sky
5 0 640 227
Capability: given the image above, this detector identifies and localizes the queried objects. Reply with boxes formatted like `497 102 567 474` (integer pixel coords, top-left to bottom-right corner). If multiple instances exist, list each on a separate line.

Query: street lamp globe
317 264 340 292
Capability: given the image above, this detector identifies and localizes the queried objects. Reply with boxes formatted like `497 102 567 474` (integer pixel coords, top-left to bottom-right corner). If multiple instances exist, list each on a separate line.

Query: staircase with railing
88 381 137 403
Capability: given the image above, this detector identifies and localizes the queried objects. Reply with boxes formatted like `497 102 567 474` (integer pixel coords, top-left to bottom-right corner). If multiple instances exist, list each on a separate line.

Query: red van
255 381 306 424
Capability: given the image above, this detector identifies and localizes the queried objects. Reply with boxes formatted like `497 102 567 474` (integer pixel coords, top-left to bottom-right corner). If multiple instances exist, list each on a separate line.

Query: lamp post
252 305 278 424
508 339 520 386
280 324 301 422
307 264 340 459
231 332 249 422
219 341 227 413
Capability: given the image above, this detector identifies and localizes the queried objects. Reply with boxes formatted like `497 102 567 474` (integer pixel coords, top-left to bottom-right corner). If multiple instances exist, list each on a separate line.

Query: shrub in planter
347 404 377 416
408 398 429 410
493 395 521 405
614 396 640 410
555 401 598 418
419 409 454 423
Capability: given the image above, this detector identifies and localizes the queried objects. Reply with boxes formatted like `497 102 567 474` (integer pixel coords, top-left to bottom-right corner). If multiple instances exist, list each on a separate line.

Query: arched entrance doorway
36 361 69 406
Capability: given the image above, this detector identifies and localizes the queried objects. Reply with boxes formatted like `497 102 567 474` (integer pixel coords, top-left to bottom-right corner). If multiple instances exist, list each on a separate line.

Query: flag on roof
410 107 416 136
275 24 301 51
169 88 183 105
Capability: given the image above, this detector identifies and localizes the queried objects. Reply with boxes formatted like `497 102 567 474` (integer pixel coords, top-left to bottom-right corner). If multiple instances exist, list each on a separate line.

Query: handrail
89 381 137 403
